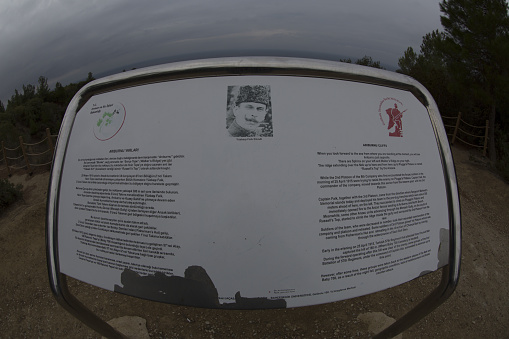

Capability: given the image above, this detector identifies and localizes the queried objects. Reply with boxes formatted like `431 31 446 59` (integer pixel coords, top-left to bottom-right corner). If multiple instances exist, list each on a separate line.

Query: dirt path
0 145 508 338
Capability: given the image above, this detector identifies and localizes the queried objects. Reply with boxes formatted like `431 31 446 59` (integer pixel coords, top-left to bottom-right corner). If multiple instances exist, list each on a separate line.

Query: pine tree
398 30 457 115
36 76 50 100
340 56 384 69
440 0 509 162
398 47 418 75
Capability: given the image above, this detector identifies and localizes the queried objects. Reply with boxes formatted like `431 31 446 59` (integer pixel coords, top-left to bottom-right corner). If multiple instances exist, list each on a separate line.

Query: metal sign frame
46 57 461 338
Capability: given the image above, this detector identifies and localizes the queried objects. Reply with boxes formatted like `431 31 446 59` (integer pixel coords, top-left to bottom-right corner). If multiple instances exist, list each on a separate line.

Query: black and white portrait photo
226 85 273 137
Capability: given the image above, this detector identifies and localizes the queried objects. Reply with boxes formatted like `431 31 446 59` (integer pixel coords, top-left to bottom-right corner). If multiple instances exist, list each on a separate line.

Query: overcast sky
0 0 443 104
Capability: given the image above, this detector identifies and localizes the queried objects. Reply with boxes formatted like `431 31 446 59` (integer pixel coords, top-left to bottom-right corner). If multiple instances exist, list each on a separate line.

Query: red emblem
378 98 406 137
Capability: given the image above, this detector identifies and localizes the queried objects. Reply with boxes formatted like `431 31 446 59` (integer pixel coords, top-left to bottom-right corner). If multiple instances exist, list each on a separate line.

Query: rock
357 312 402 338
102 316 150 339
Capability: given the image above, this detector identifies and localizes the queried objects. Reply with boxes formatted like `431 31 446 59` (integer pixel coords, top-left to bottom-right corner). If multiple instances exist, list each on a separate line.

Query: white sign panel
57 75 449 309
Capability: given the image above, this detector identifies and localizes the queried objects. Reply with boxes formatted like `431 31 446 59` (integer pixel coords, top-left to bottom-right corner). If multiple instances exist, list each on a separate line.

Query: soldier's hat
235 85 270 107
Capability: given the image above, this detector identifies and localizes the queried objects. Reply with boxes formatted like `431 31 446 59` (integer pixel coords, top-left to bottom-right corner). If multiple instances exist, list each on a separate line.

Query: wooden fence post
451 112 461 145
483 120 489 157
19 136 32 174
46 128 54 156
1 141 11 176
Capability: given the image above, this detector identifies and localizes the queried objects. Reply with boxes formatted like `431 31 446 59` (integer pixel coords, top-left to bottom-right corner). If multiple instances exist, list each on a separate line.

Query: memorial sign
47 57 460 336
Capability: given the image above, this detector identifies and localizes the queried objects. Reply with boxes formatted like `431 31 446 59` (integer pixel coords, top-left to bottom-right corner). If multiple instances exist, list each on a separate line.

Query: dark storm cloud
0 0 441 104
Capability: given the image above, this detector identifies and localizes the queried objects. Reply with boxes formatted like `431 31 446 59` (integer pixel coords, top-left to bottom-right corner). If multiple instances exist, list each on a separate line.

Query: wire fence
0 114 489 176
1 128 57 176
442 112 489 156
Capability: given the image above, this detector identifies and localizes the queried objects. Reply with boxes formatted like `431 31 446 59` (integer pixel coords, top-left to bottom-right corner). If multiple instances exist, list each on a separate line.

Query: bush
495 129 509 182
496 145 509 182
0 179 23 214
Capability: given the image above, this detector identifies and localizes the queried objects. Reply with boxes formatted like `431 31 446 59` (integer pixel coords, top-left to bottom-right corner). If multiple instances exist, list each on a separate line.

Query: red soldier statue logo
386 103 406 137
378 98 406 137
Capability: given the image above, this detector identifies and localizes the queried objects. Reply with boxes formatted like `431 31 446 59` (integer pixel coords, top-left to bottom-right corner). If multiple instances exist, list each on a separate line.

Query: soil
1 145 508 338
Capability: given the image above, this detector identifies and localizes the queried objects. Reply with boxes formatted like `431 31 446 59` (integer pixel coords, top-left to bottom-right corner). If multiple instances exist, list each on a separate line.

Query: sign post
46 57 461 337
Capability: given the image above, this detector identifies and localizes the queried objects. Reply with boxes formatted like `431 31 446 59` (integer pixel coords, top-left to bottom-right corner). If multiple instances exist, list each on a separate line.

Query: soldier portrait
226 85 273 137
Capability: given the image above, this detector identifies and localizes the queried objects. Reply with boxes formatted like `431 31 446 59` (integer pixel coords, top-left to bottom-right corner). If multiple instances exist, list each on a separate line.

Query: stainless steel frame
46 57 461 338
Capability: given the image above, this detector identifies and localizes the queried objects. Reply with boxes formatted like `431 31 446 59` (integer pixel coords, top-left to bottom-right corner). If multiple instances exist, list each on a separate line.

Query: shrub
496 145 509 182
0 179 23 214
495 129 509 182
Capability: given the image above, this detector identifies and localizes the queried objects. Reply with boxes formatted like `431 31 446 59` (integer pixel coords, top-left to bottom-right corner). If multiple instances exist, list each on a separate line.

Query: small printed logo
93 103 126 141
378 98 406 137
